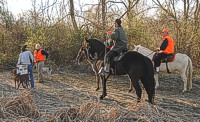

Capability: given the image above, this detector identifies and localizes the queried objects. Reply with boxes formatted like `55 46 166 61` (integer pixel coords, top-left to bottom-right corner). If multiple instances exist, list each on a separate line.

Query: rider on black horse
154 29 175 73
99 19 128 74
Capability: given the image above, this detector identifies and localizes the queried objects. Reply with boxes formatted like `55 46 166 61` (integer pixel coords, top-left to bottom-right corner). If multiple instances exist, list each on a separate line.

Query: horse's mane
88 38 105 50
87 38 107 60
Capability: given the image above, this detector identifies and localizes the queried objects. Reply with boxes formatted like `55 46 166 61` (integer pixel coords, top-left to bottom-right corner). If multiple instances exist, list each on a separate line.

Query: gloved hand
156 48 160 51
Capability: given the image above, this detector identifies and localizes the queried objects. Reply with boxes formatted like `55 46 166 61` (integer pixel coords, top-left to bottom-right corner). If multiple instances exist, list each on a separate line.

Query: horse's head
76 38 106 64
76 38 90 65
76 47 88 65
133 44 142 52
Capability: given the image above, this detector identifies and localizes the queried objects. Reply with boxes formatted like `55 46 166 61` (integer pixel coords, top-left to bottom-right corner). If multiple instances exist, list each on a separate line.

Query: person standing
18 45 34 88
154 29 175 73
34 44 48 83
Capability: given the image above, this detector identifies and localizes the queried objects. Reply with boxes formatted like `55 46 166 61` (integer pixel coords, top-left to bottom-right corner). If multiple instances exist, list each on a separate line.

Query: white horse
134 45 193 92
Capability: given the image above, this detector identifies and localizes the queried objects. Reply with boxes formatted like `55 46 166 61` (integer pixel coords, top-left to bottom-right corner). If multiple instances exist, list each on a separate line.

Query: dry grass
0 66 200 121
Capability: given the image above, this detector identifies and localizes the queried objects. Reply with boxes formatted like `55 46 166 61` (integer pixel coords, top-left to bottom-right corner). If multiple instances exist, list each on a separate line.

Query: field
0 64 200 122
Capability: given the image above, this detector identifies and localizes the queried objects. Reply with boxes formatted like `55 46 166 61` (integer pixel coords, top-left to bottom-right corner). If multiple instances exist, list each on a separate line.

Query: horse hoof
144 99 155 105
155 86 159 89
182 90 187 92
100 95 104 100
96 88 100 91
100 93 107 100
137 98 141 103
150 101 156 105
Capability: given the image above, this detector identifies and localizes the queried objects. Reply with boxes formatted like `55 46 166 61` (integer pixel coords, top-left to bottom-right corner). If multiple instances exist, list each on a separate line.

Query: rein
146 51 155 57
136 47 155 57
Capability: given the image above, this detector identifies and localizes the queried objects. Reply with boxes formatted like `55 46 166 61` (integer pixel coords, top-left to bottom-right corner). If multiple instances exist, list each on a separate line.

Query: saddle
152 53 176 74
152 53 176 63
113 48 128 61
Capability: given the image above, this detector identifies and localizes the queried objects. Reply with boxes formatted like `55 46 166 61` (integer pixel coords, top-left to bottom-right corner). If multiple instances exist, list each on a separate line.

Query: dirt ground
0 64 200 121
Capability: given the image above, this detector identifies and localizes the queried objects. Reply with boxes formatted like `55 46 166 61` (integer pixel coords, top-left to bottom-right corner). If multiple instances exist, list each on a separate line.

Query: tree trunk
102 0 106 40
69 0 78 30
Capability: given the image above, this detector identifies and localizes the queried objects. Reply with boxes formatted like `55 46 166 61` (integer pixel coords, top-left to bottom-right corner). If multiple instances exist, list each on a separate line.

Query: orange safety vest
162 35 175 54
34 49 45 62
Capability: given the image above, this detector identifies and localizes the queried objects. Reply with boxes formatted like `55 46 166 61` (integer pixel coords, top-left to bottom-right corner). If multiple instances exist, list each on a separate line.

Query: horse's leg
100 75 107 100
154 73 159 89
187 58 193 91
180 71 187 92
22 78 27 89
91 62 100 91
140 77 155 104
14 79 17 89
129 75 142 103
17 79 21 90
128 77 133 92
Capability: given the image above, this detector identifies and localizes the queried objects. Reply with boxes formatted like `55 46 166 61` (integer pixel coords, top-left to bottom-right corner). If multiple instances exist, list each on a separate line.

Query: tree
69 0 78 30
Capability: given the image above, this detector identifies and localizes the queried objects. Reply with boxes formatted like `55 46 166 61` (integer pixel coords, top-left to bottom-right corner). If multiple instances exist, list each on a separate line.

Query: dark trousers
154 53 169 69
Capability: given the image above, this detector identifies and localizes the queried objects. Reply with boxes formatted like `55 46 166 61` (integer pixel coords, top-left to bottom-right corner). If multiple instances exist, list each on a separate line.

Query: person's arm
111 28 119 41
160 38 168 50
41 50 48 59
29 51 34 65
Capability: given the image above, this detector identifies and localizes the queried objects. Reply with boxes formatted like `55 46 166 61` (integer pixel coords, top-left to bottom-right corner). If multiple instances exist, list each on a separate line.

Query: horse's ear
83 38 89 48
84 38 89 43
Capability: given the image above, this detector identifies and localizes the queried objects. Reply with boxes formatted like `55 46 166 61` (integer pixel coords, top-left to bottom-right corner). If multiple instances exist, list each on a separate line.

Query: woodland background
0 0 199 71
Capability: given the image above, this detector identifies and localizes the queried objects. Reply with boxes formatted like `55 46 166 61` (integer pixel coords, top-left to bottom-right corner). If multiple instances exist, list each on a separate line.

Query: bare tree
102 0 106 39
69 0 78 30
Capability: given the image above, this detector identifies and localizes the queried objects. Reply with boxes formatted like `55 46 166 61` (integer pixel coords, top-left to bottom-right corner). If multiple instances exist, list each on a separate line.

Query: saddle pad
17 64 28 75
114 52 128 62
152 53 176 63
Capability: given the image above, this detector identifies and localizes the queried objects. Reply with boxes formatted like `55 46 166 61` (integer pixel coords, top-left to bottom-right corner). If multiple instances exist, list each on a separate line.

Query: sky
7 0 32 15
7 0 97 17
6 0 184 19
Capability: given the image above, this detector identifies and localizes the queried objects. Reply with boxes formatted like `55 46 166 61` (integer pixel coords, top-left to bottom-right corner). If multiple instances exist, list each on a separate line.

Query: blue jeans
28 64 34 88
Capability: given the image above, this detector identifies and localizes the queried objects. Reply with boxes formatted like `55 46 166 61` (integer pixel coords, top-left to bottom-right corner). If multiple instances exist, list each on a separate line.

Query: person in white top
18 45 34 88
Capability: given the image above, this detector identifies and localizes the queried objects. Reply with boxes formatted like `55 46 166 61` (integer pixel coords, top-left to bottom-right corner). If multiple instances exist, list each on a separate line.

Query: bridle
79 45 98 62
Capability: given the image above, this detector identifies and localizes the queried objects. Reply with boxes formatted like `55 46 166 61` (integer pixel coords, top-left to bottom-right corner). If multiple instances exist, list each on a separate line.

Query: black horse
76 38 155 104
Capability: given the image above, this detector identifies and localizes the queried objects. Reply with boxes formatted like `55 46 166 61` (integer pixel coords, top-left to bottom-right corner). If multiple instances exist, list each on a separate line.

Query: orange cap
162 29 169 33
107 31 112 35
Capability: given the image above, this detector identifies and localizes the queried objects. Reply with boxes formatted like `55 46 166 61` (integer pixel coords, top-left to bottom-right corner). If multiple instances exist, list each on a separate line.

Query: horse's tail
144 57 155 93
187 57 193 90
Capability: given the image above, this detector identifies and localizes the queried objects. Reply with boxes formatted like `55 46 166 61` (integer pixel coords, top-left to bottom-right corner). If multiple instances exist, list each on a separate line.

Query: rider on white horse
154 29 175 73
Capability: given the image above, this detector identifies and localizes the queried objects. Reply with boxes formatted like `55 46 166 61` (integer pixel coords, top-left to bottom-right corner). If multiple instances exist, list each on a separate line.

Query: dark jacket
160 38 168 50
111 26 128 52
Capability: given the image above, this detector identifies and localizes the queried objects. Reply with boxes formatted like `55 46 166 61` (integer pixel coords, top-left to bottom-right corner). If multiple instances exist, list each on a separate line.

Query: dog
12 69 29 89
42 67 52 76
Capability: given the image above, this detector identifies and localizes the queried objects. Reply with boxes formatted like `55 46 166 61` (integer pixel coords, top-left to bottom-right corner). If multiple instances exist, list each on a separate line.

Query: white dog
42 67 52 76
